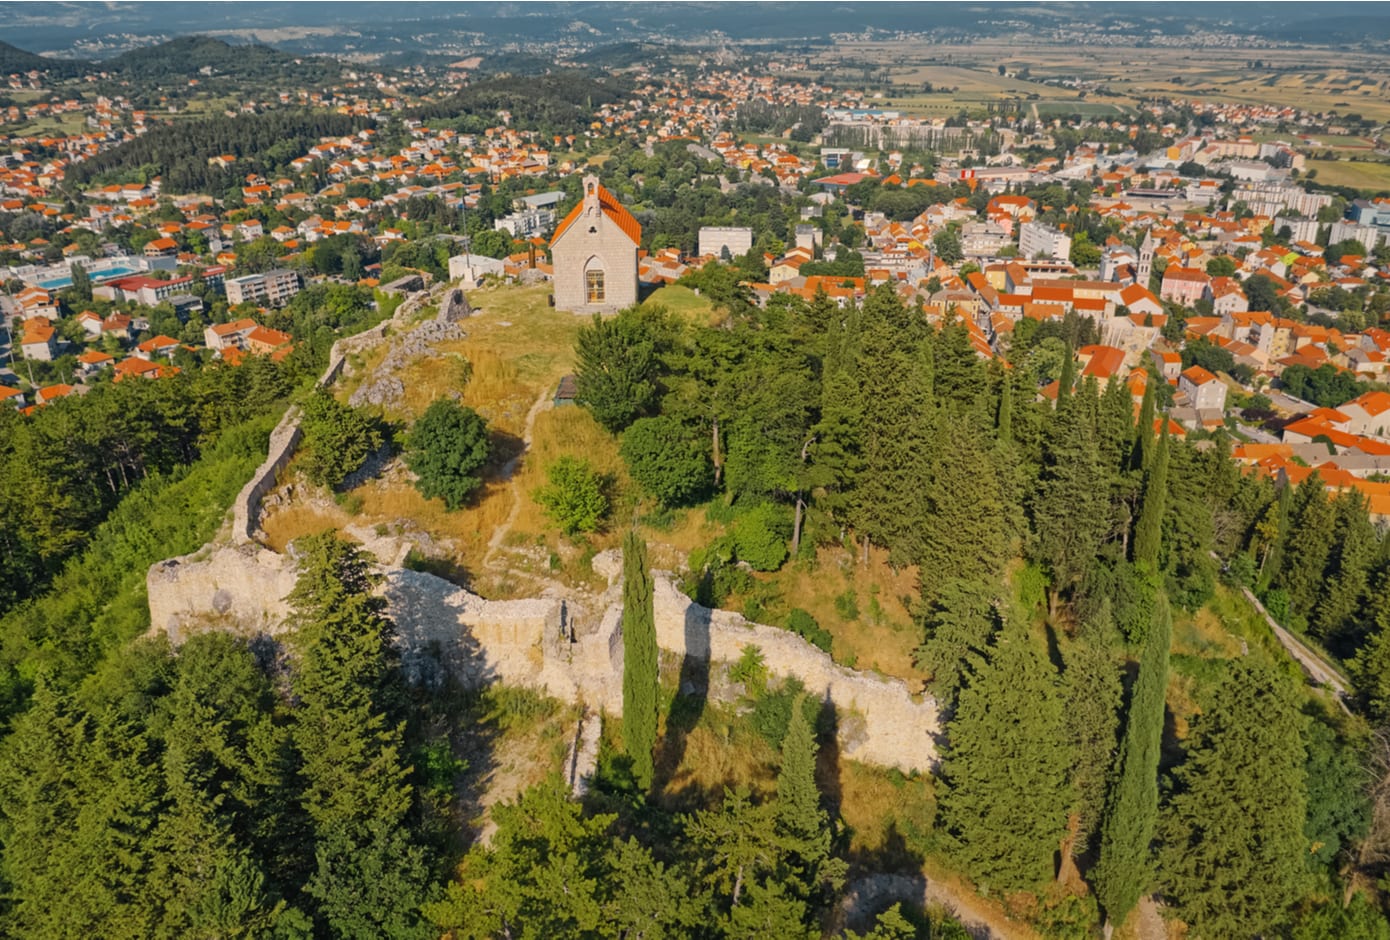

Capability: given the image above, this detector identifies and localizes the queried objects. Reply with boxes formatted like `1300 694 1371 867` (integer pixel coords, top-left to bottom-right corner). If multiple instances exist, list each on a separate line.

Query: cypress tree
622 529 659 791
1132 376 1155 471
996 367 1014 446
1056 341 1076 404
1133 427 1169 569
1062 641 1123 860
1093 588 1172 933
938 621 1070 891
1157 659 1309 937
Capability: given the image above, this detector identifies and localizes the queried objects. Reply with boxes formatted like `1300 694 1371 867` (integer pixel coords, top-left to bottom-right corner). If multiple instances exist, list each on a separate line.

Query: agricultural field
797 37 1390 124
1306 157 1390 192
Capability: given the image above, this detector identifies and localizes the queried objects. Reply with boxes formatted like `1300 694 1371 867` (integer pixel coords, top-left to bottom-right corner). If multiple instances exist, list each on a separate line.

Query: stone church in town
550 175 641 314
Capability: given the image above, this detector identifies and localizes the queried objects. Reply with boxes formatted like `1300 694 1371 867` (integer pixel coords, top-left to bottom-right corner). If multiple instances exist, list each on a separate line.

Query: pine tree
850 286 934 564
1132 427 1169 570
1031 400 1108 613
776 695 846 908
1093 588 1172 932
919 410 1013 600
1157 659 1309 937
938 621 1070 891
1276 474 1337 630
915 578 1001 706
1310 489 1379 647
996 366 1014 446
286 531 432 938
622 529 659 791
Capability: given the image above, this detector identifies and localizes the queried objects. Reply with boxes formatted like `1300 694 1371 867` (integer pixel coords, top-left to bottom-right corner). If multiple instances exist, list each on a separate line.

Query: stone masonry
147 543 940 773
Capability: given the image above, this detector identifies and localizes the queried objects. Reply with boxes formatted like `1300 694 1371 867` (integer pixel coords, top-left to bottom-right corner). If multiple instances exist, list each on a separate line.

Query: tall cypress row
1133 427 1169 569
622 529 659 791
1092 588 1172 934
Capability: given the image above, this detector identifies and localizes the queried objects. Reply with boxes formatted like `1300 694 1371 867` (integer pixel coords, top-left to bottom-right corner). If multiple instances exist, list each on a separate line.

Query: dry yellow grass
510 404 628 538
836 760 935 867
260 502 353 553
747 545 922 681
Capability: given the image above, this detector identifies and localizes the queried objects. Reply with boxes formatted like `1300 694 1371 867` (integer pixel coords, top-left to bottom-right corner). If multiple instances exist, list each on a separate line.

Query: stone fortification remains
230 286 459 546
148 541 939 773
159 277 938 777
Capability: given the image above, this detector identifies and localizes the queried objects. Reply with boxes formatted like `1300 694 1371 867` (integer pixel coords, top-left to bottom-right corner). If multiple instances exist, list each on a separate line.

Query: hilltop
0 39 88 77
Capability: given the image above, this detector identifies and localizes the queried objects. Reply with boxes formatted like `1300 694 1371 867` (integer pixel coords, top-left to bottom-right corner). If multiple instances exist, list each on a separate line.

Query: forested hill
407 71 632 137
0 40 88 78
64 109 370 194
100 36 342 83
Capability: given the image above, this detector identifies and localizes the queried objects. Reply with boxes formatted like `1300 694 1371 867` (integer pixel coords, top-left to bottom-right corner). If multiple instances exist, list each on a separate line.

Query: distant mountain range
2 2 1389 65
0 35 340 82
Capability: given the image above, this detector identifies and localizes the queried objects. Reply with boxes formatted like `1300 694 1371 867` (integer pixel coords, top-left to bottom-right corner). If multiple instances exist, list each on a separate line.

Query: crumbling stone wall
148 545 939 773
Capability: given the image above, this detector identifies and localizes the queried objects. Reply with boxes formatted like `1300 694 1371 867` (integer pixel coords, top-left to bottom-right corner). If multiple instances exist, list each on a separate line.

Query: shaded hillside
0 40 89 78
407 70 631 137
101 35 341 83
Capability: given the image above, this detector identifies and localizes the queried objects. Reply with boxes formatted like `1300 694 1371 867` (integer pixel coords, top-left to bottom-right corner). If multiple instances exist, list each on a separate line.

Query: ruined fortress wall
229 289 432 546
230 412 302 545
649 578 938 771
148 545 939 773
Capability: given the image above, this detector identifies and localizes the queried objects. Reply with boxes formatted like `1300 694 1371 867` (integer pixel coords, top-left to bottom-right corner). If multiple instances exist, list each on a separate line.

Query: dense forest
64 109 371 195
0 39 87 77
566 281 1390 936
406 71 633 139
100 36 343 84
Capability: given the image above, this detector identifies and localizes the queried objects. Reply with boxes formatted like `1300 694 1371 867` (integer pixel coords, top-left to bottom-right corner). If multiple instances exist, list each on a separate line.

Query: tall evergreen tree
776 695 846 908
1276 474 1337 630
1031 399 1108 614
286 532 432 939
919 410 1012 600
1093 588 1172 932
938 621 1070 891
1062 641 1123 861
1132 376 1155 471
1157 660 1309 937
850 286 934 564
1311 489 1379 648
1132 427 1169 570
622 529 659 791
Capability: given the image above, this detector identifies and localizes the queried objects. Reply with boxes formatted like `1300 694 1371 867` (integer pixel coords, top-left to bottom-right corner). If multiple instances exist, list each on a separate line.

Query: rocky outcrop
348 316 467 411
148 543 939 773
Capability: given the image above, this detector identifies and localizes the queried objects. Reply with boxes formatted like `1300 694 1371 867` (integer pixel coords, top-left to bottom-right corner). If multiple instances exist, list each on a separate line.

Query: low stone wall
231 288 447 546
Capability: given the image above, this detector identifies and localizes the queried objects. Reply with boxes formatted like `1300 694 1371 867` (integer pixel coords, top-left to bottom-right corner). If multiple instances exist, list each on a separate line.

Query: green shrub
834 588 860 621
299 389 383 489
732 504 789 572
620 415 712 508
404 398 490 509
533 456 609 535
786 608 833 653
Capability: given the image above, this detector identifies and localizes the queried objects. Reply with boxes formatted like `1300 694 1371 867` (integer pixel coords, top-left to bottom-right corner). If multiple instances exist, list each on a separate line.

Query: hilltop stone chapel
550 175 641 313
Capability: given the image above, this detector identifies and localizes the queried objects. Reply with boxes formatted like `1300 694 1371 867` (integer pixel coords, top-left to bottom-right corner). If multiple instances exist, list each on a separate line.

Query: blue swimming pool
34 264 142 290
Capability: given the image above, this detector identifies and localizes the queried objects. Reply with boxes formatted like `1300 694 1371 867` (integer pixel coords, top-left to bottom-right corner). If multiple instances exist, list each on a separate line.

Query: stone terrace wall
230 410 302 545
